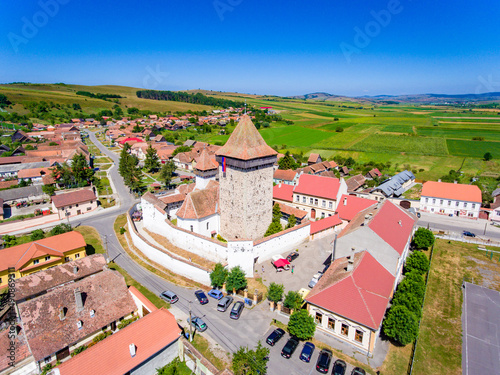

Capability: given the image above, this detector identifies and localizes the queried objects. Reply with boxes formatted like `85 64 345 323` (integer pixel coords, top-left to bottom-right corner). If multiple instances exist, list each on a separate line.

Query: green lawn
446 139 500 158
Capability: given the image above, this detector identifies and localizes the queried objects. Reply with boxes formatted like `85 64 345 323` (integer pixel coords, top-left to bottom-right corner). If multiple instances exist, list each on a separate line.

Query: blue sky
1 0 499 96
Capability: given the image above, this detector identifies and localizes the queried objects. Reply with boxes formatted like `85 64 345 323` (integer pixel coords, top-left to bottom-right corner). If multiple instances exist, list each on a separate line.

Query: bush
405 251 430 275
119 227 126 235
50 223 72 236
391 292 423 318
71 344 88 357
383 305 419 345
398 273 426 302
92 330 112 343
210 263 228 289
267 282 284 303
335 126 344 132
30 229 45 241
117 316 138 329
226 266 247 292
216 234 227 242
283 291 303 310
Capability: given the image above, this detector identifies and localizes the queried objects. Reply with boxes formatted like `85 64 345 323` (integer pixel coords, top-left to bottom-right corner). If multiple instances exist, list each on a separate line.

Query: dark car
332 359 347 375
463 230 476 237
350 368 366 375
299 342 315 363
281 337 299 359
187 316 207 332
315 348 332 373
194 290 209 305
159 290 179 304
230 301 244 319
266 328 285 346
286 252 299 262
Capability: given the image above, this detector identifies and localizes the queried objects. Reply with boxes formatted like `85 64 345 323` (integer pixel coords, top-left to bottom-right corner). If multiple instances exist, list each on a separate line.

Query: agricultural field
447 139 500 158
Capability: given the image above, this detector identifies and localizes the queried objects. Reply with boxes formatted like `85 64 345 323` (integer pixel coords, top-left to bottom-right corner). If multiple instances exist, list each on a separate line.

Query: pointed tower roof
215 115 277 160
195 149 218 171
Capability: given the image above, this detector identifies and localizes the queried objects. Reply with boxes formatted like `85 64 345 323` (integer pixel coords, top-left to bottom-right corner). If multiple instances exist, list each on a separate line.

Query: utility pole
484 222 487 236
188 301 193 342
104 235 109 262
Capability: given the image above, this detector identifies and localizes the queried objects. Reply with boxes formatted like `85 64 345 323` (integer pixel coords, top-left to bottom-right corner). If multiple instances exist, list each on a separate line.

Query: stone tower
215 115 277 240
194 149 218 190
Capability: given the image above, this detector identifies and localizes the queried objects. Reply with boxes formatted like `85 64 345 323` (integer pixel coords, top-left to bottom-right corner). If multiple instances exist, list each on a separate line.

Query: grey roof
0 161 51 174
0 185 44 201
462 282 500 375
492 188 500 198
374 170 415 197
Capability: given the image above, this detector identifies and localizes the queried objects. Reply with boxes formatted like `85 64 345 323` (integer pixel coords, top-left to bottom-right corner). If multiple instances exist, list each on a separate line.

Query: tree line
76 91 123 101
136 90 245 109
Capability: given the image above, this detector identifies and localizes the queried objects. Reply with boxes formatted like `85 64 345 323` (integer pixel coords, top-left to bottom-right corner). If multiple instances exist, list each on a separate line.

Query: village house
419 180 482 218
345 174 366 192
51 188 98 220
490 188 500 222
0 231 87 288
307 153 322 165
273 169 298 185
370 170 415 199
305 251 395 357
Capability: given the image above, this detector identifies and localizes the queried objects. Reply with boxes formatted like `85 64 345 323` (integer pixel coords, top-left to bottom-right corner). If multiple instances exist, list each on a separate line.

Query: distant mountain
289 91 500 104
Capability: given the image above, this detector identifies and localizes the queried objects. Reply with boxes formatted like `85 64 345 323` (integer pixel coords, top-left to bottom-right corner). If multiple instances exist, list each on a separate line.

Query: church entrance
311 208 316 219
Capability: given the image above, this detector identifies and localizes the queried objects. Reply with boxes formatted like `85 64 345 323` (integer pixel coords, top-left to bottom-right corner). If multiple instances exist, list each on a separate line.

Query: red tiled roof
176 184 219 219
273 169 297 182
308 153 320 163
215 115 277 160
368 200 416 255
0 231 86 272
294 174 341 200
336 195 378 221
346 174 366 191
57 308 180 375
0 180 18 189
273 184 294 202
421 181 482 203
278 203 307 219
159 193 185 205
118 137 144 145
310 214 342 235
306 251 394 330
51 188 96 208
17 167 53 179
195 149 218 171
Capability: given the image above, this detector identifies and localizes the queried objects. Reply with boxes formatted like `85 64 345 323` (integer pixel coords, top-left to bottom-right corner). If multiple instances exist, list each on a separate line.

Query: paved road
417 211 500 242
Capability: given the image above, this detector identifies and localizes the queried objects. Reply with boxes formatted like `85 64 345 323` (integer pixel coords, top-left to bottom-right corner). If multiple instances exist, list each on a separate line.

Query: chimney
454 181 457 184
129 343 136 358
438 179 441 182
346 256 354 272
59 307 66 320
279 182 282 188
73 266 78 274
398 220 402 226
343 197 347 206
74 288 84 312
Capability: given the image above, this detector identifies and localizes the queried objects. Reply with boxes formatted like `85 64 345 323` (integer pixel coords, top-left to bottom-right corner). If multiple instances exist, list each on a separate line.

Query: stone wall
219 164 273 240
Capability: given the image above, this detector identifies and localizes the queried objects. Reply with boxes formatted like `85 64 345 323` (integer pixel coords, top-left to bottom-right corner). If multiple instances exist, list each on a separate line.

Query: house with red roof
307 153 322 165
334 200 417 284
51 188 97 220
335 195 378 222
305 251 395 356
420 180 482 218
273 169 298 185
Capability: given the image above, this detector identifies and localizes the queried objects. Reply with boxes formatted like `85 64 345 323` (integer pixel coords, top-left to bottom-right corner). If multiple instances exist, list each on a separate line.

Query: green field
418 127 500 141
381 125 415 134
259 125 332 147
349 134 449 156
446 139 500 158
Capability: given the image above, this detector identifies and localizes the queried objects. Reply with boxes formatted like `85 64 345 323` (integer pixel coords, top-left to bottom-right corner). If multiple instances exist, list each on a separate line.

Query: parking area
263 327 361 375
258 233 336 293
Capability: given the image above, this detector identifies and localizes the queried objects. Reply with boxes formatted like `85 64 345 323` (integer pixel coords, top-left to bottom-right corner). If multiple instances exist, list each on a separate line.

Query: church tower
215 115 277 240
194 149 218 190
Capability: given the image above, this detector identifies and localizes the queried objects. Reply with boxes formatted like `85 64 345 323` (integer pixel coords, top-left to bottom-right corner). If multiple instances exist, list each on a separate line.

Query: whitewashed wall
253 223 310 263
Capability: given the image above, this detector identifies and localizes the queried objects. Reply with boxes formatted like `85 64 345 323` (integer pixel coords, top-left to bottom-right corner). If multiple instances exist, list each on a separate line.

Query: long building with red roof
420 180 482 218
305 251 395 356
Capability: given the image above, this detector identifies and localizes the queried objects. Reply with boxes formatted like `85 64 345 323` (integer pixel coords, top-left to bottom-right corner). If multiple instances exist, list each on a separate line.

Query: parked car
159 290 179 304
266 328 285 346
187 316 207 332
208 289 224 300
230 301 244 319
217 296 234 312
194 290 209 305
350 367 366 375
315 348 332 373
281 337 299 359
308 272 323 288
463 230 476 237
332 359 347 375
299 342 315 363
286 252 299 262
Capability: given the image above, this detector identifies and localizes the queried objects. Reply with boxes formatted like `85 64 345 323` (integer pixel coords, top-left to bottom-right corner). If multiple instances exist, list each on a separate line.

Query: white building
420 181 482 218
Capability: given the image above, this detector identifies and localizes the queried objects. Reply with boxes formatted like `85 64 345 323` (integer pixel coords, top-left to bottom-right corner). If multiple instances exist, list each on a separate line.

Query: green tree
278 151 298 170
288 309 316 340
2 235 17 248
42 184 56 196
267 282 284 303
172 145 192 156
144 145 160 173
127 107 140 115
397 273 426 302
285 214 296 229
383 305 419 345
0 94 12 107
412 227 435 249
159 160 176 187
264 221 282 237
391 292 423 319
156 358 184 375
283 291 303 310
405 251 430 275
484 152 493 161
113 106 123 117
210 263 228 289
30 229 45 241
71 153 94 186
50 223 72 236
231 341 269 375
272 203 281 222
226 266 247 292
119 143 143 192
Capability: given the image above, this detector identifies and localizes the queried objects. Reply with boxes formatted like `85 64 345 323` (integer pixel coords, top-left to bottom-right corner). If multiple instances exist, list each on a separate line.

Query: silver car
217 296 234 312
